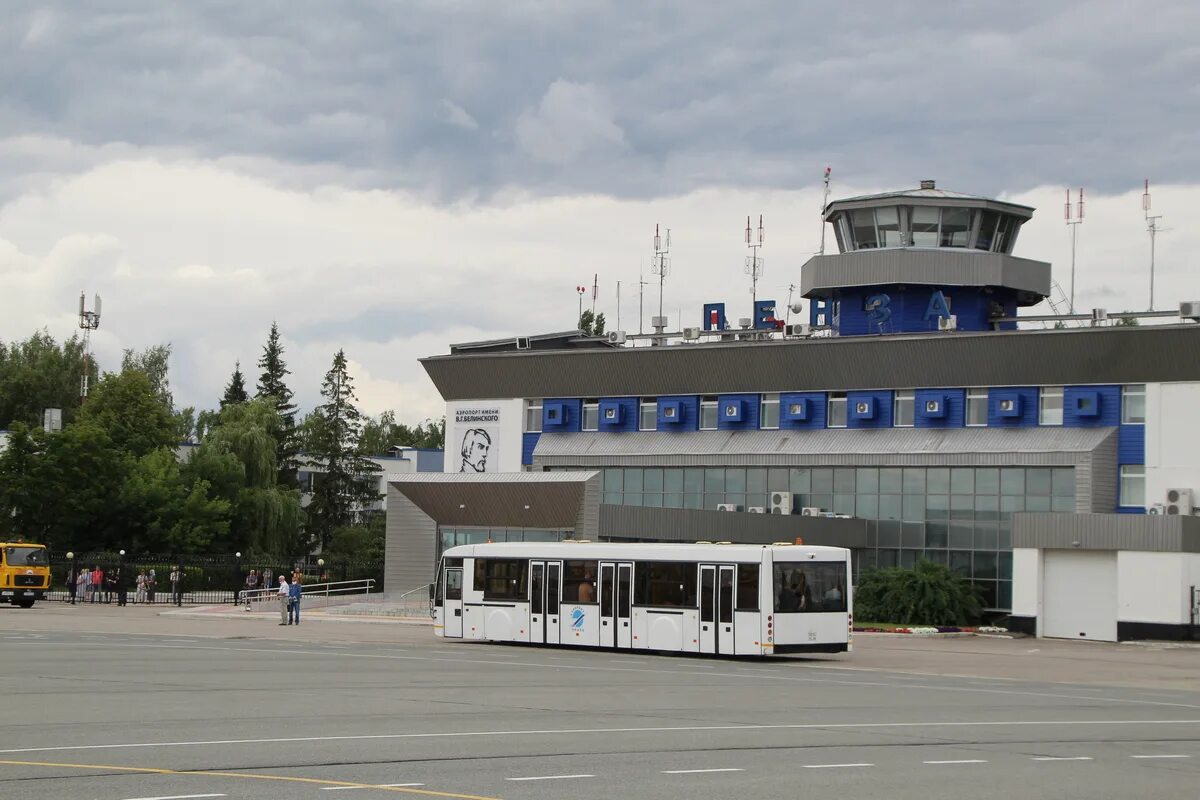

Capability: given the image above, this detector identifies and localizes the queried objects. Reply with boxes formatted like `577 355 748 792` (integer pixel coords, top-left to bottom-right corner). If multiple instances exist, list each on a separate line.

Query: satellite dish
790 302 804 315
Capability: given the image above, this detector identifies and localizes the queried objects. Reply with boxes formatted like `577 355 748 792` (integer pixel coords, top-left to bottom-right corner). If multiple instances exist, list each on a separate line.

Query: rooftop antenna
784 283 797 324
1064 187 1084 313
590 273 599 316
616 280 621 331
575 284 587 328
1143 179 1166 311
78 291 101 400
637 267 648 335
651 224 671 322
744 214 765 304
818 166 832 255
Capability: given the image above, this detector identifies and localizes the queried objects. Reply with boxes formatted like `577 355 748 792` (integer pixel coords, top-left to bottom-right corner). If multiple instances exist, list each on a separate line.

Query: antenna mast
637 269 648 335
1143 179 1165 311
818 166 832 255
651 224 671 321
1065 187 1084 313
616 280 621 331
78 291 102 400
744 214 765 304
575 284 587 328
591 273 598 315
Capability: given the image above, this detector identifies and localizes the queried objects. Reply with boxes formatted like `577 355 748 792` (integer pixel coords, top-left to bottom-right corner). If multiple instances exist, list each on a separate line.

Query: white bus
433 541 852 656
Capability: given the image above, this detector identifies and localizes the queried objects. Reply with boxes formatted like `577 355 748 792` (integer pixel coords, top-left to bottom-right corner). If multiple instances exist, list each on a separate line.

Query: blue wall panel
780 392 827 429
987 387 1039 427
542 398 582 432
833 286 1018 337
657 395 699 431
1118 423 1145 465
1063 385 1120 427
914 388 966 428
598 397 639 432
717 393 759 430
847 390 893 429
521 432 540 466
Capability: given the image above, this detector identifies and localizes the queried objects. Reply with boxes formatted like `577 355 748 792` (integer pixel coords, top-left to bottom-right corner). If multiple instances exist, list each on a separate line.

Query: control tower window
910 207 940 247
995 215 1018 253
940 208 974 247
875 206 903 247
850 209 878 249
974 210 999 251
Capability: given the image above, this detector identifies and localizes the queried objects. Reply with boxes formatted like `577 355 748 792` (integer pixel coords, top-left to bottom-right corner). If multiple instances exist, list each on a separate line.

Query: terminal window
1122 385 1146 424
1039 387 1064 425
827 393 847 428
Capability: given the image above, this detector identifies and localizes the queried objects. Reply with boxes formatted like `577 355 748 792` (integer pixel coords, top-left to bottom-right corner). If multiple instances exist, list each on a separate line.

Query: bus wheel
14 598 35 609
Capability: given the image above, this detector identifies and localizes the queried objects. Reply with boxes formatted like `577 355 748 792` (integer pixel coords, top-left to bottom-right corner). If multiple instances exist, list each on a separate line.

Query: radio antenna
818 166 832 255
78 291 102 400
1065 187 1084 313
1142 179 1167 311
651 224 671 321
744 214 765 304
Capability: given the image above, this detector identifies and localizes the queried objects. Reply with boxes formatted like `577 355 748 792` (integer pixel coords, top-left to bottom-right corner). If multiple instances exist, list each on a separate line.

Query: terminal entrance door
442 567 463 638
599 561 633 648
698 564 735 655
529 560 562 645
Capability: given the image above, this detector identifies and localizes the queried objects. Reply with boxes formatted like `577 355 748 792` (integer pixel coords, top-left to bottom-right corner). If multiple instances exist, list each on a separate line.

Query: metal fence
45 551 384 605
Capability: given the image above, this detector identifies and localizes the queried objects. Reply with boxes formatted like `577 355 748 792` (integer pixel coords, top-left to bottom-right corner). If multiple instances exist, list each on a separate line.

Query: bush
854 560 983 626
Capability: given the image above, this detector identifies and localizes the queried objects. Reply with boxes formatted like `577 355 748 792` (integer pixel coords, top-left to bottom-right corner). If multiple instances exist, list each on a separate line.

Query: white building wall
444 399 524 473
1145 382 1200 509
1184 554 1200 624
1011 547 1041 621
1117 551 1184 624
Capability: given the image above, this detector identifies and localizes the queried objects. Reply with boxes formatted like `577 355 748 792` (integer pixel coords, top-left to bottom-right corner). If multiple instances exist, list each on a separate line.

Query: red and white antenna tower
1065 187 1084 313
744 214 765 303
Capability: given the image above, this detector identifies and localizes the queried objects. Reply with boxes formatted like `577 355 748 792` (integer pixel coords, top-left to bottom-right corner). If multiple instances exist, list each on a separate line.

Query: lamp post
66 551 75 605
234 551 242 606
317 558 326 602
117 550 126 607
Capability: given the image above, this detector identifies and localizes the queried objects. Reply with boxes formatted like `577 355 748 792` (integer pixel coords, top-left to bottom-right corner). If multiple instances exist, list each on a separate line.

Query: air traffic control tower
803 180 1050 335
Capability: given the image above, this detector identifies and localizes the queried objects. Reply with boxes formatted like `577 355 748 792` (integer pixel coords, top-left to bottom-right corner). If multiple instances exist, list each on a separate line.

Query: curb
853 625 1010 636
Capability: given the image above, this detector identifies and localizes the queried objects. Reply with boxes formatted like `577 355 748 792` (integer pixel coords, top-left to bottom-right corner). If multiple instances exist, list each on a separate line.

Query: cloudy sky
1 2 1197 424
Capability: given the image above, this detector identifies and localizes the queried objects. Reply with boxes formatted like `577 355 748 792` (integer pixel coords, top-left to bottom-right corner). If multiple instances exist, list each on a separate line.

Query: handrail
241 578 376 607
394 583 435 618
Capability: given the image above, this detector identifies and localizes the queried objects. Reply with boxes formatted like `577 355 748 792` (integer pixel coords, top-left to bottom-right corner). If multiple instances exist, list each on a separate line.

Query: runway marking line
1131 754 1190 759
1031 756 1093 761
121 794 226 800
803 763 873 769
0 760 501 800
923 759 988 765
505 774 593 781
322 784 426 791
661 768 744 774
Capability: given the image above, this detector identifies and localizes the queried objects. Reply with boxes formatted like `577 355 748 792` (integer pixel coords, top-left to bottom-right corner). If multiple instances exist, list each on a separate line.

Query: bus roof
444 541 849 563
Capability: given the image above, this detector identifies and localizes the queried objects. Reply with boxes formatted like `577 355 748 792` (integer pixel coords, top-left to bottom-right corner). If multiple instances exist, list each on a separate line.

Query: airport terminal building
387 182 1200 641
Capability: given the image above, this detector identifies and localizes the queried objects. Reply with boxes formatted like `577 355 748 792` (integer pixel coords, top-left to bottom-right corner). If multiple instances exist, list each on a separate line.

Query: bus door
443 566 463 638
598 561 633 648
699 565 716 653
529 561 563 645
717 565 735 654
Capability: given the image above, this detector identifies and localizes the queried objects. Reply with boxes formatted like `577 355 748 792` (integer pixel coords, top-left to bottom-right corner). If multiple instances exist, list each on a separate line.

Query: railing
392 583 434 618
241 578 377 611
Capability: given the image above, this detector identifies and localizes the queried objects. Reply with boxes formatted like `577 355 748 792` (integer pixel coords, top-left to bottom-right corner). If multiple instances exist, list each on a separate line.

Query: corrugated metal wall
385 485 438 595
599 504 869 548
1014 512 1200 553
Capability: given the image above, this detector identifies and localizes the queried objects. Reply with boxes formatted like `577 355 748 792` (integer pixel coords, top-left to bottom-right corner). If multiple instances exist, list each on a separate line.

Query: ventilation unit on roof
938 315 958 331
606 330 627 344
1180 302 1200 321
682 326 701 340
769 492 793 515
1166 488 1193 515
716 503 739 512
800 506 821 517
785 323 810 337
748 506 766 514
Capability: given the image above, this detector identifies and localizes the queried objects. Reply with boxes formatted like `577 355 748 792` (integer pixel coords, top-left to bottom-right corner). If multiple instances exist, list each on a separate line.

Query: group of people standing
65 566 185 606
276 570 303 625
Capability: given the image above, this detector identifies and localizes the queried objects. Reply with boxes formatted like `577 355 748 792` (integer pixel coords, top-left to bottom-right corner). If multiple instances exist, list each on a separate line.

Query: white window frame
1039 386 1064 426
582 399 600 432
524 400 543 433
965 388 988 427
699 396 719 430
1120 464 1145 507
760 393 780 430
1121 384 1146 424
827 392 847 428
893 390 914 427
639 398 657 431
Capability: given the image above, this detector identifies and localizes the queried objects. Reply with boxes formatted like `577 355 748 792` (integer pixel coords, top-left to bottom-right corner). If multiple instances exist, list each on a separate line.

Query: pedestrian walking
135 570 147 604
77 568 89 604
170 566 183 606
104 570 117 603
115 567 130 606
288 572 302 625
66 567 77 603
276 575 290 625
147 569 157 603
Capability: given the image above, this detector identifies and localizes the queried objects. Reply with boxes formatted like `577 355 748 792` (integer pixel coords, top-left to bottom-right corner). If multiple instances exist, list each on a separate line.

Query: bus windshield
774 561 846 613
4 546 47 567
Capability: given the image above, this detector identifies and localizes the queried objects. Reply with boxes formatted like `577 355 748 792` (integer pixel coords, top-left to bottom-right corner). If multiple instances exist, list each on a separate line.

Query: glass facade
439 527 570 558
596 465 1076 610
835 204 1021 253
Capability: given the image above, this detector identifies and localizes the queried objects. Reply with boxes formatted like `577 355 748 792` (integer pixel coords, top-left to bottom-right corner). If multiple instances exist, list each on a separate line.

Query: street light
317 558 326 602
234 552 242 606
66 551 75 605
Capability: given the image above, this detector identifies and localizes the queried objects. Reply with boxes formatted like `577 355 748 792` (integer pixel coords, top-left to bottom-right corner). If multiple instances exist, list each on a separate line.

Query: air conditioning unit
748 506 766 514
1147 504 1166 515
1166 488 1193 515
800 506 821 517
769 492 793 515
716 503 739 512
682 326 701 340
1179 301 1200 321
606 330 627 344
999 398 1016 413
738 317 753 329
604 407 618 420
925 399 942 414
938 315 957 331
785 323 810 337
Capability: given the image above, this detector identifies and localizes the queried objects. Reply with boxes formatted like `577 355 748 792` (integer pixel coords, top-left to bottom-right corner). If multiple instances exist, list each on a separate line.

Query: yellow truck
1 543 50 608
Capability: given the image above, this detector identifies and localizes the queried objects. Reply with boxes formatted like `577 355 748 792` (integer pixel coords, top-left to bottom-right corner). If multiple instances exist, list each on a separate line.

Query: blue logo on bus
571 607 585 629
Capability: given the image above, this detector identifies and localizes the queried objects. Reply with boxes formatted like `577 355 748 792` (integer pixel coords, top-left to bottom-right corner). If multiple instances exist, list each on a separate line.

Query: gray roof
533 427 1115 468
824 187 1035 220
422 324 1200 401
389 470 600 528
800 249 1050 302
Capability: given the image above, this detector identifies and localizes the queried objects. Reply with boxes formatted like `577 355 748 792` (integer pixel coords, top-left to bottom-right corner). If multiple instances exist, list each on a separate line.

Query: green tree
854 560 984 626
78 370 176 459
121 344 174 411
1115 315 1140 327
305 350 382 550
325 513 386 561
122 447 231 553
359 411 446 455
221 362 249 408
255 322 299 486
0 330 95 428
578 309 607 336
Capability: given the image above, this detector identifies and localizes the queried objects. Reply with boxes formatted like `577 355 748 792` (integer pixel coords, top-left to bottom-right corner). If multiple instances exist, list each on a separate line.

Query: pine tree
221 362 249 408
255 322 299 486
305 350 382 550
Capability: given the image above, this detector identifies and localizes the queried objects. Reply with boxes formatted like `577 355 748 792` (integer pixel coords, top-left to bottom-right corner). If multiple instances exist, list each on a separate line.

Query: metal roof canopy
389 471 598 528
422 324 1200 402
533 427 1114 467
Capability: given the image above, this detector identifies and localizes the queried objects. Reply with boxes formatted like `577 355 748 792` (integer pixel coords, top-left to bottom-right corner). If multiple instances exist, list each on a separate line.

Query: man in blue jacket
288 572 302 625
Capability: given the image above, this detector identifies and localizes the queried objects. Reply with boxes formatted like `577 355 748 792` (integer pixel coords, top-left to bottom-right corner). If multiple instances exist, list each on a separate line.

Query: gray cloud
3 1 1198 201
